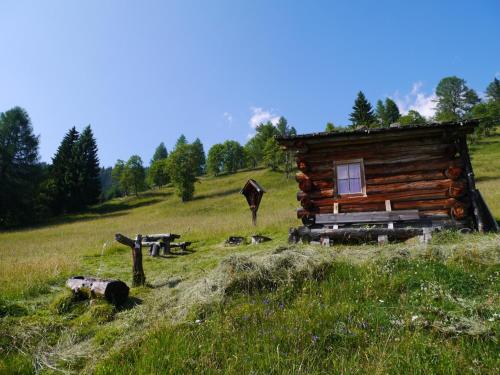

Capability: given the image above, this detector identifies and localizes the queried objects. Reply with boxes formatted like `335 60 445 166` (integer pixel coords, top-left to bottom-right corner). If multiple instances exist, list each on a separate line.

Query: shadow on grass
87 197 165 214
193 187 241 201
117 296 143 311
4 192 169 233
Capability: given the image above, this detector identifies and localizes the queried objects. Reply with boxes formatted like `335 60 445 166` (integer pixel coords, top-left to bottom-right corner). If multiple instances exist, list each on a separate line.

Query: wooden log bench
298 201 434 245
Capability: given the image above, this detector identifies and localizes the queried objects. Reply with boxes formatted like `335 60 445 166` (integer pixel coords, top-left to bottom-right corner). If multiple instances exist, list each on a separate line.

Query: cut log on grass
251 235 272 244
226 236 245 245
66 276 129 304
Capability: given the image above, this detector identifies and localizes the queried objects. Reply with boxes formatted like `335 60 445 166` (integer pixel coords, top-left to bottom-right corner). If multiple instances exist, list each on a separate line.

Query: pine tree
0 107 42 226
349 91 376 127
384 98 401 125
51 127 81 213
486 77 500 102
151 142 168 164
375 100 386 126
78 125 100 206
175 134 187 149
192 138 206 176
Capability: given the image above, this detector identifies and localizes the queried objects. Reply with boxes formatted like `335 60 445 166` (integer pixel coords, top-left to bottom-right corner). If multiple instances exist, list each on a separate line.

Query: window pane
337 165 348 179
338 179 349 194
349 178 362 193
349 163 361 178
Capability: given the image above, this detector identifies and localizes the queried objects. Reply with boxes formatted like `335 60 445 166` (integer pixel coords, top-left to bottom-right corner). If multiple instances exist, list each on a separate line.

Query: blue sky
1 1 499 166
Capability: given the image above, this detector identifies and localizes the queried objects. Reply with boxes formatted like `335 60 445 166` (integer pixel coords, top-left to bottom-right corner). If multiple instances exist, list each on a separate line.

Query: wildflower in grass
311 335 319 343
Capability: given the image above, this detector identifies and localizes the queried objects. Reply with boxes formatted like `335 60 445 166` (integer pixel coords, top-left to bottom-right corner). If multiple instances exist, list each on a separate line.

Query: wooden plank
316 210 419 224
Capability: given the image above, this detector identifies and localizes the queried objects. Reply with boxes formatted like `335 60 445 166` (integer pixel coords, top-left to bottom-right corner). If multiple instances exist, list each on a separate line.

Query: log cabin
277 120 498 244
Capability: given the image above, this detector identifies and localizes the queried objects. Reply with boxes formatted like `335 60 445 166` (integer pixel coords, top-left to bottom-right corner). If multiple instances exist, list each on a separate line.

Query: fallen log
66 276 129 304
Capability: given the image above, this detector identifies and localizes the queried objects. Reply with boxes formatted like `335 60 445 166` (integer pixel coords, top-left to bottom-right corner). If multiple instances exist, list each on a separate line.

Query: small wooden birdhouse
241 179 266 225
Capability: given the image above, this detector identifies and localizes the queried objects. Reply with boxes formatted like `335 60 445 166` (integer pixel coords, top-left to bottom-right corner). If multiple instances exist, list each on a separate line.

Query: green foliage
221 140 245 174
78 126 101 206
111 159 126 195
375 98 401 127
325 122 336 132
167 143 198 201
435 76 480 121
244 121 279 167
206 143 225 176
398 110 427 126
385 98 401 125
471 100 500 138
207 141 245 175
148 158 170 187
0 107 42 227
349 91 376 127
485 77 500 102
263 137 284 171
122 155 146 196
50 125 101 213
51 127 82 212
244 117 294 174
175 134 187 149
192 138 206 176
151 142 168 164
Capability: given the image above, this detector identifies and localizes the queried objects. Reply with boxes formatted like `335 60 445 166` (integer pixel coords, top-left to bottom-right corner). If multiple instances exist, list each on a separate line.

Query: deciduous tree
167 144 197 201
435 76 480 121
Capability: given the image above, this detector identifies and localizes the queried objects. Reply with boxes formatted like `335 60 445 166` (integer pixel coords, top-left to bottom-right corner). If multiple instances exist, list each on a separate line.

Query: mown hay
177 248 333 316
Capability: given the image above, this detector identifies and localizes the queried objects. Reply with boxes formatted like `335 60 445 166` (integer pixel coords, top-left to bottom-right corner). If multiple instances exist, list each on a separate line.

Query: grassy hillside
0 136 499 374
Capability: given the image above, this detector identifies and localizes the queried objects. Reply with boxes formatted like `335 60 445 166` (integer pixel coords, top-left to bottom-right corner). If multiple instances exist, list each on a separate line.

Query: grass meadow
0 135 499 374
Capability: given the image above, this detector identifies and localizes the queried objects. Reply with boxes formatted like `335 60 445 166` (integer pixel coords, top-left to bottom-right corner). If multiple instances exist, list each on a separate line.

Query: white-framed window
335 160 365 196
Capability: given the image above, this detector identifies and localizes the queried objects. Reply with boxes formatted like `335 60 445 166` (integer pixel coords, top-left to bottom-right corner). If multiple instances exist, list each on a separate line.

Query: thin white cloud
392 82 436 118
248 107 280 129
223 112 233 123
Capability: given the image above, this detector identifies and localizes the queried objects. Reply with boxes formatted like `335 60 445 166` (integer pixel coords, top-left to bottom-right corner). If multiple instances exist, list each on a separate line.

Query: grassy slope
0 137 499 374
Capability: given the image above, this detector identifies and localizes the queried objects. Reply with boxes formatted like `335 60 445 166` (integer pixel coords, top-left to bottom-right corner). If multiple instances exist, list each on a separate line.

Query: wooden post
163 240 171 255
385 200 394 229
333 202 339 229
132 235 146 286
115 233 146 287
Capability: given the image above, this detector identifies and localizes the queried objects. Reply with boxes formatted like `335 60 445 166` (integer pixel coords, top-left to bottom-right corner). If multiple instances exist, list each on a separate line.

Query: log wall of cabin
292 132 472 227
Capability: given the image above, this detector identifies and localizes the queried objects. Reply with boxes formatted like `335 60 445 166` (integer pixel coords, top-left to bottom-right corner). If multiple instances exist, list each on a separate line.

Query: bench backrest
316 209 420 224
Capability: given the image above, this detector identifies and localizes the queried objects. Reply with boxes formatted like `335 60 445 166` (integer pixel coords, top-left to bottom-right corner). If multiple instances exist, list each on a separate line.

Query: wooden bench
313 200 431 245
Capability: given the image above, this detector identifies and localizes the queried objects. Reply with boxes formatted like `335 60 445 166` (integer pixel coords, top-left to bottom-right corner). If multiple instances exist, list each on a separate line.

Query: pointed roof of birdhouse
240 179 266 195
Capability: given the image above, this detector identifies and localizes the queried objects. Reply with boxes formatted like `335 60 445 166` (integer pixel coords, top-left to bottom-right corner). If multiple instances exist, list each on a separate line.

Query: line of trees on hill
0 107 100 227
330 76 500 138
2 75 498 227
102 116 297 203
